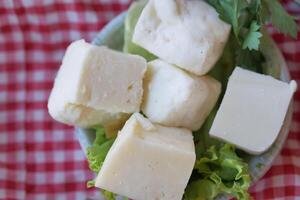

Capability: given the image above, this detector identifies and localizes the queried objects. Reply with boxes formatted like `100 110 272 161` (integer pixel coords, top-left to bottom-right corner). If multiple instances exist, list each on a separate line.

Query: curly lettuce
86 126 115 174
86 126 116 199
185 144 251 200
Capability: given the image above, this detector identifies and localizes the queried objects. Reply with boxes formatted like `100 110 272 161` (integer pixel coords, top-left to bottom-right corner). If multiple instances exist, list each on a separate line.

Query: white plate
75 12 294 199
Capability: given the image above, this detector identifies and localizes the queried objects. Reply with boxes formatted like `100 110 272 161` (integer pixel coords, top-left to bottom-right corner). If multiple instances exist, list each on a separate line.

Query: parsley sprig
206 0 297 73
207 0 298 51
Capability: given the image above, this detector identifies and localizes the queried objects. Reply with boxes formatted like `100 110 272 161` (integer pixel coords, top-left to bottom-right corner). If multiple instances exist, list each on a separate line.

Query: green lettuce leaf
123 1 157 61
86 126 115 173
86 126 116 200
102 190 116 200
185 144 251 200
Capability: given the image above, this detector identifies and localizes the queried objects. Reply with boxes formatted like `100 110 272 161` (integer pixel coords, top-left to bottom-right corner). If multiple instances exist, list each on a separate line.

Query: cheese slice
210 67 297 154
95 113 196 200
142 59 221 131
133 0 231 75
48 40 146 135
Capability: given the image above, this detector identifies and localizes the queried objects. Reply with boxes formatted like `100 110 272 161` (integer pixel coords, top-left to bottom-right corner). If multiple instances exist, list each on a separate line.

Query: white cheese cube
48 40 146 133
95 113 196 200
210 67 297 154
133 0 231 75
142 59 221 131
52 102 129 136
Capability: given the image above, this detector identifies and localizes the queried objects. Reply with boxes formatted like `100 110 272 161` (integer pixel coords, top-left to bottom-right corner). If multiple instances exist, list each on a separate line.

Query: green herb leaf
220 0 248 37
263 0 298 38
259 0 270 24
207 0 248 38
249 0 261 15
242 21 262 50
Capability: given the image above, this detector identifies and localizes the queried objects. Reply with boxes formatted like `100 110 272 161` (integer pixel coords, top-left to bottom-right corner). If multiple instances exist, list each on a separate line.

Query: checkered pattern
0 0 299 199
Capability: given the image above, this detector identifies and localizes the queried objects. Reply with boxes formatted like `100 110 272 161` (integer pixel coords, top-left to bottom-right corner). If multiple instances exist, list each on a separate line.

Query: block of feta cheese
210 67 297 154
132 0 231 75
58 104 130 138
48 39 146 135
95 113 196 200
142 59 221 131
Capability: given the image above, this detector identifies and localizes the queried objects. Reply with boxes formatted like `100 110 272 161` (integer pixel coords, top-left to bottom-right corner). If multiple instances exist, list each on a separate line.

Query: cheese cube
210 67 297 154
50 101 129 137
133 0 231 75
142 59 221 131
48 40 146 134
95 113 196 200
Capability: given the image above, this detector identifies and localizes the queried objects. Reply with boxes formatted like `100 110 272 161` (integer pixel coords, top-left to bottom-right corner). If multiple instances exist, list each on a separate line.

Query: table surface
0 0 299 199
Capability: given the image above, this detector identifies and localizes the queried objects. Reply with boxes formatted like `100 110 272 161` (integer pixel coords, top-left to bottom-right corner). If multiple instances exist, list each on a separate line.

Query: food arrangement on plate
47 0 298 199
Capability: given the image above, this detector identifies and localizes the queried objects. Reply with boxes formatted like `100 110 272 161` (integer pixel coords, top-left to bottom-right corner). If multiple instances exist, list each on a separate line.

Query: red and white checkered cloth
0 0 299 199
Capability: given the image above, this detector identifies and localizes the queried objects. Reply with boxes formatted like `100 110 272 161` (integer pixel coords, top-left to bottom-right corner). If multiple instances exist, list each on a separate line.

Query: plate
75 11 294 199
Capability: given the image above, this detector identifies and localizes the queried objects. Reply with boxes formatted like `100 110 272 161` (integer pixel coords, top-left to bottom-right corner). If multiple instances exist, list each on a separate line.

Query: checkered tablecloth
0 0 299 199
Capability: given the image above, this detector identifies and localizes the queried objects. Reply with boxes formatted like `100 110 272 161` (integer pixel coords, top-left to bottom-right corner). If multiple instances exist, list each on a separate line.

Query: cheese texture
142 59 221 131
210 67 297 154
132 0 231 75
54 103 129 137
95 113 196 200
48 40 146 135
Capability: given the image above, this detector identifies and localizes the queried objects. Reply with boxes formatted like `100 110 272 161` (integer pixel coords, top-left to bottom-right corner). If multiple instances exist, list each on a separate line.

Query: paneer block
142 59 221 131
95 113 196 200
133 0 231 75
210 67 297 154
59 104 129 138
48 40 146 134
